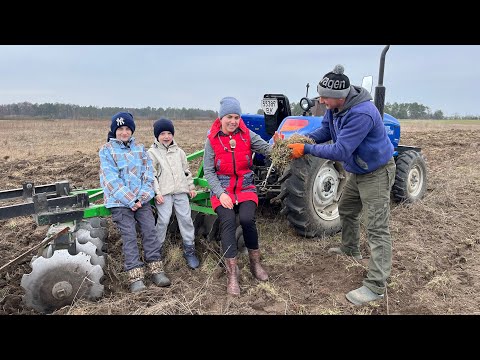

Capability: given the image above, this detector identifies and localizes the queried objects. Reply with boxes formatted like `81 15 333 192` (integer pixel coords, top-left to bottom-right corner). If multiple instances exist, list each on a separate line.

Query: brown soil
1 119 479 315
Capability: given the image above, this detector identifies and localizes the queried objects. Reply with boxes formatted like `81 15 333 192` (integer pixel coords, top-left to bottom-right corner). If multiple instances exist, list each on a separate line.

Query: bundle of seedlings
270 133 315 172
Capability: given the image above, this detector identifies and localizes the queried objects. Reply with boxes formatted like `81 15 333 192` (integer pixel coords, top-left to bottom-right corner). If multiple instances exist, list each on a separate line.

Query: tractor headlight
300 97 313 111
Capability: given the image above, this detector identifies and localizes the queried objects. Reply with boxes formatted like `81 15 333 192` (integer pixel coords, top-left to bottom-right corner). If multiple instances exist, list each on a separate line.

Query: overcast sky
0 45 478 117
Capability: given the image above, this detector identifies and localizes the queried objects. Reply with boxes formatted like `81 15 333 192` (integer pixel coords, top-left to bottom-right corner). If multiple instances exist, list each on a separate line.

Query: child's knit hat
153 117 175 139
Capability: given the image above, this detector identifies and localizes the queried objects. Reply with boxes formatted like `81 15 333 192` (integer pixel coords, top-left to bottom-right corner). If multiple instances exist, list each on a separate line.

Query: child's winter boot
183 244 200 269
147 260 171 287
127 267 147 293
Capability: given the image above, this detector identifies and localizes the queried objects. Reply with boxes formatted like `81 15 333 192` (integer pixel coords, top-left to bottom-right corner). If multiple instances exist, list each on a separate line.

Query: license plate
261 98 278 115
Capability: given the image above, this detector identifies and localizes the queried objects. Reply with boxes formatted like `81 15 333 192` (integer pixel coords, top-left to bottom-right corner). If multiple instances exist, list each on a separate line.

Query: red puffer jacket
207 118 258 210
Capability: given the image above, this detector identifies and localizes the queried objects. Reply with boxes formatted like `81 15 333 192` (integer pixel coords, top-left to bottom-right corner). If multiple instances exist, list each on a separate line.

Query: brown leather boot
225 257 240 296
248 249 268 281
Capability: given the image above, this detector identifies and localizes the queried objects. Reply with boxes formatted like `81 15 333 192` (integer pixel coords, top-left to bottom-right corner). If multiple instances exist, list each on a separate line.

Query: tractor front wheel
392 150 427 203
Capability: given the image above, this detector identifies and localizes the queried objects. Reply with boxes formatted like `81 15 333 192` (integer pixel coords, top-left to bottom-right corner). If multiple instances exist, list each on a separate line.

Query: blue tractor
241 45 427 237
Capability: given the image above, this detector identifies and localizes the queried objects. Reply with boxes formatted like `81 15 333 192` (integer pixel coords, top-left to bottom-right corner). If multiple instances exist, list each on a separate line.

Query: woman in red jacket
203 96 273 296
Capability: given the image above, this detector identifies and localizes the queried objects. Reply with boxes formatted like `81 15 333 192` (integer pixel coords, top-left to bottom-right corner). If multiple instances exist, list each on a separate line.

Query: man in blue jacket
288 65 396 306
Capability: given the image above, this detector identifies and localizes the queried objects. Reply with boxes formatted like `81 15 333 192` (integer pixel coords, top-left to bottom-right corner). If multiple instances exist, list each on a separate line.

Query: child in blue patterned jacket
99 111 171 293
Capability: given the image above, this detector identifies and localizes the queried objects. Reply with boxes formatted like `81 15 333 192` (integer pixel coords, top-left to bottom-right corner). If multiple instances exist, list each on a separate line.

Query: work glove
287 143 305 159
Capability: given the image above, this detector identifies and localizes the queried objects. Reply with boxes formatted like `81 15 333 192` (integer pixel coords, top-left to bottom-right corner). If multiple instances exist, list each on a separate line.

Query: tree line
0 102 217 120
1 101 478 121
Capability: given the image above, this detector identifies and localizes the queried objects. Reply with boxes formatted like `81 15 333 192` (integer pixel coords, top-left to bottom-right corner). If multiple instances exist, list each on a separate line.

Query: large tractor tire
392 150 427 203
282 155 346 238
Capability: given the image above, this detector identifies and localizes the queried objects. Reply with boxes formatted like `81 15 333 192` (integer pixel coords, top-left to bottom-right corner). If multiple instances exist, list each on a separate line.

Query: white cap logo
116 117 125 126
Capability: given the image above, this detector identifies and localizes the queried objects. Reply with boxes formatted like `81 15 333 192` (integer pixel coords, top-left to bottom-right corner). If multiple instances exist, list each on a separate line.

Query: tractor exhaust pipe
374 45 390 119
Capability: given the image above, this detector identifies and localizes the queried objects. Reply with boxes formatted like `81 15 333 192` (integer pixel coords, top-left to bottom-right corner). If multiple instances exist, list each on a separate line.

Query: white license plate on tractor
261 98 278 115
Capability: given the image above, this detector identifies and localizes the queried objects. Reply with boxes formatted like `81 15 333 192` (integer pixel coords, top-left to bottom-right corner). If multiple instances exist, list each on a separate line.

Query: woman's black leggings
215 200 258 258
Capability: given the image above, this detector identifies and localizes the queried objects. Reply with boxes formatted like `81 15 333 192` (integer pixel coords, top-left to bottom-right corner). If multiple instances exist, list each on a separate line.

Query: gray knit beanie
218 97 242 119
317 64 351 98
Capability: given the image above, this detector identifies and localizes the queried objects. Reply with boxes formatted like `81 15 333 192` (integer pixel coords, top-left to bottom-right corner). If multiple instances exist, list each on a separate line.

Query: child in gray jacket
147 118 200 269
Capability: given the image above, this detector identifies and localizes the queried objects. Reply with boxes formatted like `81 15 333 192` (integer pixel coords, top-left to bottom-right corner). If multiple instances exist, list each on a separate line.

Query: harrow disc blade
78 220 108 241
81 217 108 229
21 249 104 313
75 240 106 268
75 229 104 251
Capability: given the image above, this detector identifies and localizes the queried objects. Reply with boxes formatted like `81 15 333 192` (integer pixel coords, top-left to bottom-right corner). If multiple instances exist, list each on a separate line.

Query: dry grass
270 134 315 173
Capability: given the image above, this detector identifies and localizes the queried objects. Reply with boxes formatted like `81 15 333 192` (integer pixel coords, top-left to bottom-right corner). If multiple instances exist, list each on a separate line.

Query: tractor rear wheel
282 155 346 238
392 150 427 203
